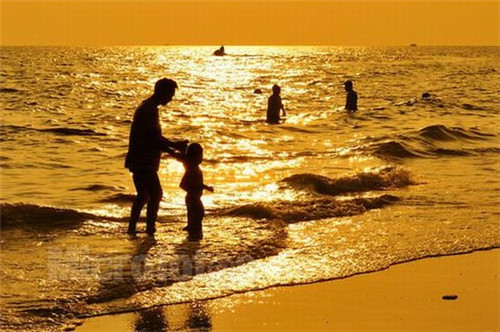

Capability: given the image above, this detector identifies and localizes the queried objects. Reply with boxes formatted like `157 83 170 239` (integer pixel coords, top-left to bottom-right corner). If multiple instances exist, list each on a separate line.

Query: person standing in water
166 143 214 241
266 84 286 124
125 78 188 236
344 80 358 112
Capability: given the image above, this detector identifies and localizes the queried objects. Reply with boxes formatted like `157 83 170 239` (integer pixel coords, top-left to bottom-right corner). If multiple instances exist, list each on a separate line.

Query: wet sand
76 249 499 331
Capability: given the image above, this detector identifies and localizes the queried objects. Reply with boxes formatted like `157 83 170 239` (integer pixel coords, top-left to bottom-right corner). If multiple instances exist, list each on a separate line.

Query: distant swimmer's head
344 80 353 91
186 143 203 165
154 78 178 105
272 84 281 95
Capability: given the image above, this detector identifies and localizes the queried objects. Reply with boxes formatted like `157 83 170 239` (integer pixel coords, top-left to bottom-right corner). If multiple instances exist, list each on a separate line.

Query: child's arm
203 184 214 193
280 96 286 116
164 146 186 162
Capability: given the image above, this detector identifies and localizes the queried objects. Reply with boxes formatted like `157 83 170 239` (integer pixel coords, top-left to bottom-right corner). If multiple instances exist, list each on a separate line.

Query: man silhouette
266 84 286 124
125 78 187 236
344 80 358 112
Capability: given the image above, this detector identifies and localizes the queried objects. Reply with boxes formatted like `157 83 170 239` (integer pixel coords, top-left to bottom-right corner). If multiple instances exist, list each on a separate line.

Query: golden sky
1 0 498 46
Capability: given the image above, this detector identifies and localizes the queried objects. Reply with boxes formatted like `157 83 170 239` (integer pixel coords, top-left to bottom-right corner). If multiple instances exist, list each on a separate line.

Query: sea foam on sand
76 249 499 332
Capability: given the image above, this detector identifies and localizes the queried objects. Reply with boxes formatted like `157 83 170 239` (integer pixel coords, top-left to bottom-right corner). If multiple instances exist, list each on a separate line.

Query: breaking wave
224 195 400 222
0 203 94 228
417 124 493 141
281 166 415 196
368 125 497 160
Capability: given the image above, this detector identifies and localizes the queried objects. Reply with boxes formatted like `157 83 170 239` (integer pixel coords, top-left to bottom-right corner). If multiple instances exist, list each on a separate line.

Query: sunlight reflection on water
1 46 499 330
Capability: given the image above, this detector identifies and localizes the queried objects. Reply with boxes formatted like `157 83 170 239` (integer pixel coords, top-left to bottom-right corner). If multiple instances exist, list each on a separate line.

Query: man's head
153 78 178 105
272 84 281 95
344 80 353 92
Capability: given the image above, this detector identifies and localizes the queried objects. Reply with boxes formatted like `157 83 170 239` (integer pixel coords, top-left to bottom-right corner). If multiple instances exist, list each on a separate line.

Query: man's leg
146 172 163 235
128 172 149 234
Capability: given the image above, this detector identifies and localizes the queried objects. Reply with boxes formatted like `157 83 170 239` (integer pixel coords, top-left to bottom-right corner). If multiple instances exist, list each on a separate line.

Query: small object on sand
254 88 262 94
405 98 416 106
442 294 458 300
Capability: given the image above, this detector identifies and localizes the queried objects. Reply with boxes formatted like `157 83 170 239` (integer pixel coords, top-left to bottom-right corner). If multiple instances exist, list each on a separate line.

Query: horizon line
1 43 499 47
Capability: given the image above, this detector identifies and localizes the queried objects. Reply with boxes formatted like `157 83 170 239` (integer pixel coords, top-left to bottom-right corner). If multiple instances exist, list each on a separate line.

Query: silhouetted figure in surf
166 143 213 241
344 80 358 112
266 84 286 124
125 78 188 236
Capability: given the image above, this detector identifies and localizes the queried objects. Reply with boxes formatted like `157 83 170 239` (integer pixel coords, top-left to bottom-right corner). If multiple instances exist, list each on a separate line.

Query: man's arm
160 137 189 153
163 146 186 162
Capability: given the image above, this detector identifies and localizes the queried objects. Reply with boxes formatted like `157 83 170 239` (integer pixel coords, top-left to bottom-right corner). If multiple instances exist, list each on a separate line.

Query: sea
1 46 499 331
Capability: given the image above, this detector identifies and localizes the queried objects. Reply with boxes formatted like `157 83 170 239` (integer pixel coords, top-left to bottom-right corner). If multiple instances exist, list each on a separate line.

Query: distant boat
213 45 226 56
410 43 417 47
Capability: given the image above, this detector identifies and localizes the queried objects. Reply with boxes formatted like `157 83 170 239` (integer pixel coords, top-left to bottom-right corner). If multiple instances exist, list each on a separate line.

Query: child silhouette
168 143 213 240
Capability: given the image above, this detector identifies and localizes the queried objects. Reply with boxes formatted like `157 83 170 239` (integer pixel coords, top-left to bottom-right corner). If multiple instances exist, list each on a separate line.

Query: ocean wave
371 141 500 160
223 195 400 222
281 166 415 196
430 148 470 156
373 141 429 159
0 87 20 93
39 127 106 136
70 184 125 192
3 216 288 331
461 103 486 111
368 125 497 160
0 124 31 134
417 124 493 141
99 193 136 204
86 218 287 305
431 146 500 157
0 203 95 229
0 125 106 137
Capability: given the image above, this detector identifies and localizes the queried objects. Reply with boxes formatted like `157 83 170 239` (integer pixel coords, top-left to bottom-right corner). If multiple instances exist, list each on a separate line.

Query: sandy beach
76 249 499 332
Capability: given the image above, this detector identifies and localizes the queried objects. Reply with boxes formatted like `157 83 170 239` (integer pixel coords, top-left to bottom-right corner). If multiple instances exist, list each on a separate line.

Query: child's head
272 84 281 95
186 143 203 165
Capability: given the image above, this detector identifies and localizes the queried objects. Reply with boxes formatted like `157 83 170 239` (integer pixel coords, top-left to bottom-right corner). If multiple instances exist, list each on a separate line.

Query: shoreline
76 249 500 331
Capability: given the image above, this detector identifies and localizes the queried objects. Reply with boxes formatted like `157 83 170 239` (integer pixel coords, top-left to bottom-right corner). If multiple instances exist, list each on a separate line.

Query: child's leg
185 195 199 232
187 198 204 240
184 195 192 231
